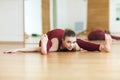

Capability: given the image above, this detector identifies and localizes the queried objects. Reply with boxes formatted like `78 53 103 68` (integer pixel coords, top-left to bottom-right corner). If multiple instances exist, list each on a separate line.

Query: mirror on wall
24 0 42 43
110 0 120 33
116 3 120 21
24 0 88 43
51 0 88 33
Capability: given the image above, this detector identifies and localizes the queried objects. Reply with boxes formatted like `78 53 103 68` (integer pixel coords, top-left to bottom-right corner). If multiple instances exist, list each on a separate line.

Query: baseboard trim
0 41 24 44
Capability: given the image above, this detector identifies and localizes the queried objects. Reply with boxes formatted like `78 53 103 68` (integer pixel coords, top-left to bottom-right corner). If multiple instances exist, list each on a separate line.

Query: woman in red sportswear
4 29 112 55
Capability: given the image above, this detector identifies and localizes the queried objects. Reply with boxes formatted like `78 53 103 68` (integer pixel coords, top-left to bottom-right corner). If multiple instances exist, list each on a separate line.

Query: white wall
50 0 53 30
3 0 119 42
56 0 68 29
0 0 24 42
55 0 87 33
24 0 42 35
110 0 120 33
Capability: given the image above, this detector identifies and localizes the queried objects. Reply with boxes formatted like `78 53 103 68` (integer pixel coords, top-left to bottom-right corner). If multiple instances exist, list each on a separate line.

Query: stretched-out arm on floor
4 47 41 53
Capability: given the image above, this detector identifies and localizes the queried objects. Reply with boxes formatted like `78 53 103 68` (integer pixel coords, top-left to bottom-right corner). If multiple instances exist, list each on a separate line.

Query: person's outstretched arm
4 34 48 55
4 47 41 53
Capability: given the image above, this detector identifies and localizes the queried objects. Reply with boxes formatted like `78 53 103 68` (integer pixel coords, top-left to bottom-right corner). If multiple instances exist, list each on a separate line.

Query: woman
88 29 120 40
4 29 112 55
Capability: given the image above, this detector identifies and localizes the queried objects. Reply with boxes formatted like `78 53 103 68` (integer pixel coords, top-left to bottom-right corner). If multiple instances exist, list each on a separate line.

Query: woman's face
62 36 76 51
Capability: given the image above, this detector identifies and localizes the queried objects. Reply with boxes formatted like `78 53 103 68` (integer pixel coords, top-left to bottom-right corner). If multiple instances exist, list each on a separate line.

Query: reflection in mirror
116 3 120 21
24 0 42 44
51 0 87 33
24 0 87 43
110 0 120 33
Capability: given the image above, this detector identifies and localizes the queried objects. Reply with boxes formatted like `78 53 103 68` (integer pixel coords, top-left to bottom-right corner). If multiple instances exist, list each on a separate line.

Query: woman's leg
77 34 112 52
111 35 120 40
77 39 100 51
88 30 105 40
100 34 112 52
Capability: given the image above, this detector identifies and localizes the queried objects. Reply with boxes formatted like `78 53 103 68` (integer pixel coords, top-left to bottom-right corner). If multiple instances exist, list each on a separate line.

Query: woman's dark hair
62 29 76 40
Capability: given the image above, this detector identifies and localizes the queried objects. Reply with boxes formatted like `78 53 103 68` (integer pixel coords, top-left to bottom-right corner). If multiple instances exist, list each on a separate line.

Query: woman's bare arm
4 47 41 53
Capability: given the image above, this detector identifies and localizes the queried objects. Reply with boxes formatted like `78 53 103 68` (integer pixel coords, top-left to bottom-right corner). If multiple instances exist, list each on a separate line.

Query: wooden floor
0 41 120 80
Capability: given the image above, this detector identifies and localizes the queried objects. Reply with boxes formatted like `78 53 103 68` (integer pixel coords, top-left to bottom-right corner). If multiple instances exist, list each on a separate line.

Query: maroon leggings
88 29 120 40
39 29 100 51
77 39 100 51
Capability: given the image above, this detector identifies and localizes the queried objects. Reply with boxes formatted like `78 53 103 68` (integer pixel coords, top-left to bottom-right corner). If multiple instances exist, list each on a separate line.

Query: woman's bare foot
101 34 112 52
40 34 48 54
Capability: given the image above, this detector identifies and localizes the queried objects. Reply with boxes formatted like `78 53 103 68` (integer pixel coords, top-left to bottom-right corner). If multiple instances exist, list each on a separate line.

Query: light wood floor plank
0 41 120 80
